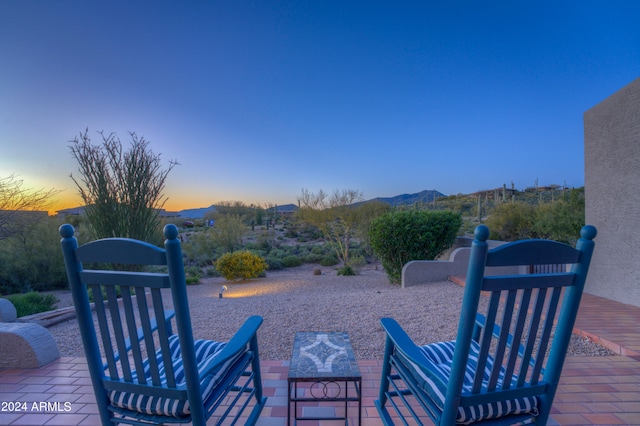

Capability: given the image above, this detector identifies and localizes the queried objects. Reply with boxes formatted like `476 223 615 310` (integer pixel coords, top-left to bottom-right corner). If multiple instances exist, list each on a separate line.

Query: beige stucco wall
583 77 640 307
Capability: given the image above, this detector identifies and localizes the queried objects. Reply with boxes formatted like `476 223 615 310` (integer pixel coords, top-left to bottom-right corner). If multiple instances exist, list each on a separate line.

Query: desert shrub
182 230 218 266
304 253 323 263
284 228 298 238
193 255 215 268
253 231 274 252
265 257 284 270
215 250 268 281
282 245 297 255
484 202 536 241
311 245 325 255
319 255 339 266
0 218 68 295
243 242 260 251
349 247 364 259
337 265 357 276
269 248 287 259
203 266 220 277
532 190 585 244
369 210 462 284
297 224 323 241
294 245 310 256
484 189 585 244
349 254 367 268
5 292 58 317
281 255 303 268
184 266 203 284
242 244 268 258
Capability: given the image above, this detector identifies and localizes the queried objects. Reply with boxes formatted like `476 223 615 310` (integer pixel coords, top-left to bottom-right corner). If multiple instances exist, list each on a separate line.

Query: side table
287 332 362 425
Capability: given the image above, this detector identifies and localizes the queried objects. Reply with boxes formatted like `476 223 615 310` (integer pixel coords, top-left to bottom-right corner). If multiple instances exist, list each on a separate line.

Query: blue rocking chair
60 224 266 425
376 225 596 425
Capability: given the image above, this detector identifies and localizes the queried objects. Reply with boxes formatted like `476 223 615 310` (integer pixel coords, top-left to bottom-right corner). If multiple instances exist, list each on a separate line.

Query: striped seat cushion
108 335 243 418
396 340 539 424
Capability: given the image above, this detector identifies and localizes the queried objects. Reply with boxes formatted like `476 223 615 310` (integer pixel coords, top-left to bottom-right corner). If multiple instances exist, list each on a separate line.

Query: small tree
209 214 247 253
369 209 462 284
0 217 68 294
69 129 177 242
296 188 364 273
0 175 58 241
353 200 390 256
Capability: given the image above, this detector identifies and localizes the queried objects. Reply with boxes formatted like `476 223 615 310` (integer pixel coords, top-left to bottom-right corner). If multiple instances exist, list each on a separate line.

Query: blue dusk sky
1 1 639 212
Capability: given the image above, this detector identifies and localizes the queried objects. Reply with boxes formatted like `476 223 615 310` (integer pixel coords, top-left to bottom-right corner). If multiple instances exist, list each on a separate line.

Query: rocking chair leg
376 336 396 425
244 335 266 426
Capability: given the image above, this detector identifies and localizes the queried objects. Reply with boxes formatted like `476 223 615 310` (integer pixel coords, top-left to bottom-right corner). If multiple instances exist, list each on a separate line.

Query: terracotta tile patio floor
1 291 639 426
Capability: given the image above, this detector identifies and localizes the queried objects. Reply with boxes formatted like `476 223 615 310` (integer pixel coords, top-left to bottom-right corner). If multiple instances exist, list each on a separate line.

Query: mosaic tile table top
288 332 361 380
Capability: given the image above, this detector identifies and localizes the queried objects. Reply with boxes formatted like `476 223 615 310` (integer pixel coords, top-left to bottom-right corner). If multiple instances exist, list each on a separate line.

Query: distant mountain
176 191 446 218
362 189 446 207
275 204 298 213
177 205 217 219
177 203 299 219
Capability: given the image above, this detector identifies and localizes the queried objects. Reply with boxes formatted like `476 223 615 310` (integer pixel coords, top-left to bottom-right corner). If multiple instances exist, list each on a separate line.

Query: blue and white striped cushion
108 335 242 418
396 340 538 424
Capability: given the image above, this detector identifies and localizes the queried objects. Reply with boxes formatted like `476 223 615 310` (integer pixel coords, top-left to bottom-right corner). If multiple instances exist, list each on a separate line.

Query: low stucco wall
401 239 521 288
0 298 60 369
0 322 60 369
402 247 471 287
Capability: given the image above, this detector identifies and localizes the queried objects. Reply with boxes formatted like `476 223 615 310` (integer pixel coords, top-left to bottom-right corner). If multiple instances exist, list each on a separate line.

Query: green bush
215 250 268 281
349 254 367 268
281 255 303 268
297 224 323 241
284 228 298 238
484 189 585 244
304 253 323 263
265 257 284 270
484 202 536 241
319 255 339 266
0 218 68 295
210 215 247 252
182 230 218 267
311 245 326 255
185 266 203 284
337 265 357 276
269 248 287 259
203 266 220 277
369 210 462 284
5 292 58 317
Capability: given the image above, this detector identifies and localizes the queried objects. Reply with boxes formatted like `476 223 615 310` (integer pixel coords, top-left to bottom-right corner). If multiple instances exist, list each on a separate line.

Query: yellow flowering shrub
215 250 268 281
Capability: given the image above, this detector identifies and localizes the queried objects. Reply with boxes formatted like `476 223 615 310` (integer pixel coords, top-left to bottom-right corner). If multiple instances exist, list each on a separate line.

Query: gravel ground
48 263 615 360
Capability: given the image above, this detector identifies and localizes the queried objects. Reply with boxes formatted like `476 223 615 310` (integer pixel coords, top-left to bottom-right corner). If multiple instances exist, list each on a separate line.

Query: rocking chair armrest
199 315 264 377
380 317 433 368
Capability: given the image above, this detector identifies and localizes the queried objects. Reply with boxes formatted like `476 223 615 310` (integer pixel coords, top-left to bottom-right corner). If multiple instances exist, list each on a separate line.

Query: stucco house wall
584 77 640 307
